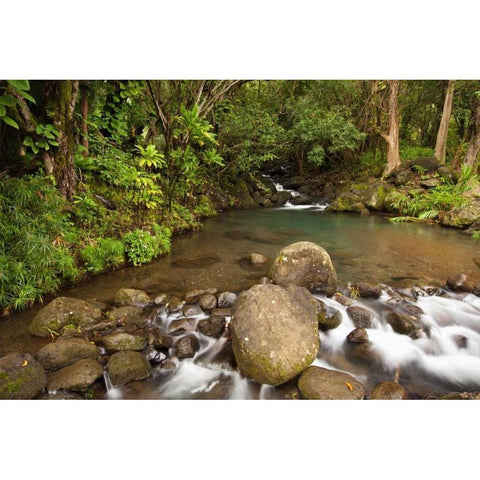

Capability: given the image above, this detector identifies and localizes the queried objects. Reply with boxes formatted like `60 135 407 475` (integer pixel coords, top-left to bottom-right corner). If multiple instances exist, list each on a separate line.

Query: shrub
0 175 79 311
123 226 171 266
80 237 125 274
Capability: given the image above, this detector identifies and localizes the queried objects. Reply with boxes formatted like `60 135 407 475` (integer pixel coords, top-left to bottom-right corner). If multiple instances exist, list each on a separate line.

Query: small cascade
103 370 122 399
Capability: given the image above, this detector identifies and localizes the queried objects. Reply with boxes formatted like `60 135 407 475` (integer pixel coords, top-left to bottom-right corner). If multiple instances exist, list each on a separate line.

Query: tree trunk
464 101 480 169
44 80 80 200
434 80 456 164
80 87 89 156
382 80 401 177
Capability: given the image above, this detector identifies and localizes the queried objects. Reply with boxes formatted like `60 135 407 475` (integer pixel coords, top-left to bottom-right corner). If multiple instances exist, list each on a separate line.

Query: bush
0 175 80 311
80 237 125 274
123 226 171 266
399 144 434 162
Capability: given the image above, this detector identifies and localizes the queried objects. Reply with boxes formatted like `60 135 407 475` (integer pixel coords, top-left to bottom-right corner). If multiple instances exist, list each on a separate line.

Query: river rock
291 195 312 205
169 318 196 334
250 253 268 264
35 338 100 370
230 283 319 386
347 306 375 328
184 289 204 304
29 297 104 337
269 241 337 295
107 351 152 385
108 306 146 328
168 297 185 313
199 294 217 310
370 381 409 400
297 366 365 400
259 276 273 284
347 327 368 344
198 317 226 338
182 304 204 317
113 288 151 307
47 358 103 392
352 282 383 299
445 273 474 293
317 302 342 331
442 200 480 228
333 292 353 307
147 330 173 350
384 310 418 335
97 332 147 352
174 335 200 359
0 353 47 399
144 346 167 365
217 292 237 308
210 307 232 317
154 293 168 306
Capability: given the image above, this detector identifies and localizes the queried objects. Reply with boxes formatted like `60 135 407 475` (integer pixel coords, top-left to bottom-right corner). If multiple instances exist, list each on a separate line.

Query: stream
2 193 480 399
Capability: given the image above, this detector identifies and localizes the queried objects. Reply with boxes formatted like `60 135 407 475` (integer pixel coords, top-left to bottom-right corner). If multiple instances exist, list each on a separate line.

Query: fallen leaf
22 359 28 367
346 382 353 391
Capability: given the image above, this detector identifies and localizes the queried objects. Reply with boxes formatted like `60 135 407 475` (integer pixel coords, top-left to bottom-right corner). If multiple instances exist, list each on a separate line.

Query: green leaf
1 116 19 129
36 124 44 135
0 95 17 107
7 80 30 91
19 91 36 104
0 105 6 116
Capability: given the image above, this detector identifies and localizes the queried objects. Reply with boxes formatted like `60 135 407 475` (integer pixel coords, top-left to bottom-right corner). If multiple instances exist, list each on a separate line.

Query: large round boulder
29 297 103 337
47 358 103 392
107 351 152 385
297 366 365 400
269 242 337 295
0 353 47 399
230 283 319 386
36 338 100 370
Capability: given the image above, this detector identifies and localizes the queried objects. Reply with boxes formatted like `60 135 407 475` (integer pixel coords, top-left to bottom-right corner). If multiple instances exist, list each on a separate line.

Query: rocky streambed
2 241 480 400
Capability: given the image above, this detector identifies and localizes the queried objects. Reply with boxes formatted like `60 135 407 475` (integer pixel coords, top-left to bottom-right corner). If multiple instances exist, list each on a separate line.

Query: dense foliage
1 79 480 312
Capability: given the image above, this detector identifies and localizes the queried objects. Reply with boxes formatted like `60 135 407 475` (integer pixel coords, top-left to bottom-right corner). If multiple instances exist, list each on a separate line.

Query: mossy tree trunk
43 80 80 200
381 80 401 177
434 80 456 164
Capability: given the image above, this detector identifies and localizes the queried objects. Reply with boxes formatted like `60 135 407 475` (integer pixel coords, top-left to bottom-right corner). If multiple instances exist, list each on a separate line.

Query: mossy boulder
29 297 104 338
297 366 365 400
47 358 103 392
437 165 459 184
36 338 100 370
107 351 152 385
269 241 337 295
442 201 480 228
228 179 257 209
370 381 409 399
96 332 147 352
230 283 319 386
409 157 440 172
364 183 393 211
113 288 152 307
107 306 146 329
0 353 47 399
317 301 342 331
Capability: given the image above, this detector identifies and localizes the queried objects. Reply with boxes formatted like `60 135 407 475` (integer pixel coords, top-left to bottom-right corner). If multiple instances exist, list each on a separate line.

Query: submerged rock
107 351 152 385
250 253 268 264
47 358 103 392
182 304 204 317
97 332 147 352
230 283 319 386
269 241 337 295
370 381 409 400
36 338 100 370
297 366 365 400
0 353 47 399
113 288 151 307
29 297 103 337
317 301 342 331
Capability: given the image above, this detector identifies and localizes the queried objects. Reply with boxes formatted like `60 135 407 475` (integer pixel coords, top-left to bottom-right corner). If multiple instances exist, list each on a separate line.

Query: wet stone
144 346 167 365
333 292 353 307
169 318 196 334
113 288 152 308
370 381 409 400
198 317 226 338
107 351 152 385
96 332 147 352
210 308 232 318
47 358 103 392
352 282 383 299
446 274 474 293
174 335 200 359
384 310 418 335
250 253 268 264
168 297 185 313
182 304 204 317
147 330 173 350
346 306 375 328
217 292 237 308
346 327 368 344
199 294 217 310
154 293 168 306
108 306 146 328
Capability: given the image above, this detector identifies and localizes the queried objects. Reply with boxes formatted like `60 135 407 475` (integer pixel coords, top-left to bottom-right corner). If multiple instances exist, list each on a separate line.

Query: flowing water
2 197 480 399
